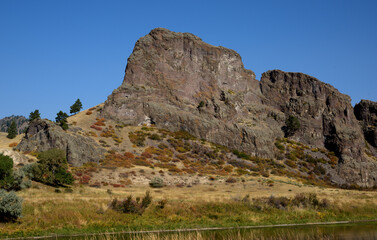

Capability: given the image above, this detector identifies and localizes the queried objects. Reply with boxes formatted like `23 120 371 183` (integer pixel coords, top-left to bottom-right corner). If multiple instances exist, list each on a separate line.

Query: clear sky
1 0 376 120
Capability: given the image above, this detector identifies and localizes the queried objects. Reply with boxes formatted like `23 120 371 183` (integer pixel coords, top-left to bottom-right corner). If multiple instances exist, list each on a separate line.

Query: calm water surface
54 223 377 240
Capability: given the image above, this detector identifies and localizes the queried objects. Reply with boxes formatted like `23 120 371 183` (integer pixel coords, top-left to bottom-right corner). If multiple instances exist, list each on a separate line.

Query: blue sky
1 0 376 120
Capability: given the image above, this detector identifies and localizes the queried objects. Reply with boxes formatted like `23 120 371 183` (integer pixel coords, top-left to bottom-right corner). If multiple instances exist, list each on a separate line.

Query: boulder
16 119 106 167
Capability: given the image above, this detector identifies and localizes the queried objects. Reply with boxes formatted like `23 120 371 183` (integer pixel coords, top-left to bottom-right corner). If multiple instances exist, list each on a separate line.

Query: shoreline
3 219 377 240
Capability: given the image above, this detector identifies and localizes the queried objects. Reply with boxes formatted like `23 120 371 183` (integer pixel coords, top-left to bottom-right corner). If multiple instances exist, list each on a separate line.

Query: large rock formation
103 28 284 158
16 119 106 167
102 28 376 187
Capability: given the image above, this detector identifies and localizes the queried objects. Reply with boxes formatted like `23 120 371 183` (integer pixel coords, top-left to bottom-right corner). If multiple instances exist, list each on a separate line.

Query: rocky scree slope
102 28 377 187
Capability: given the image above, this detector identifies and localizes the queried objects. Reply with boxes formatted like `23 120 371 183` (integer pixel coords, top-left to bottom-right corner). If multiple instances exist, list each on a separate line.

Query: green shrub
285 115 300 137
148 134 162 141
0 154 13 180
0 155 31 191
31 149 74 186
0 190 23 222
275 141 285 151
149 177 164 188
232 150 251 160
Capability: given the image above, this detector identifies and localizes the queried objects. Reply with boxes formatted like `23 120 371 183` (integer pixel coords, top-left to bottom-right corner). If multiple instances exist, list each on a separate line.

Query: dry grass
0 132 23 149
1 182 377 237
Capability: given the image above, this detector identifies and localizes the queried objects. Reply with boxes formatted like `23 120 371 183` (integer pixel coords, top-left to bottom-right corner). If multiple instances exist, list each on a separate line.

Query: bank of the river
1 192 377 238
3 222 377 240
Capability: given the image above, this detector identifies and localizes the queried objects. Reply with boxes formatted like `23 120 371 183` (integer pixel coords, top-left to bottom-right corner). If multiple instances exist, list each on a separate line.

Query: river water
55 223 377 240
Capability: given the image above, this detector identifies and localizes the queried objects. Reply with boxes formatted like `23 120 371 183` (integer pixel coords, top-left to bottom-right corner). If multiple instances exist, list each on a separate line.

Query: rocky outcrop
16 119 106 167
102 28 377 187
260 70 377 188
103 28 283 158
260 70 365 163
354 100 377 148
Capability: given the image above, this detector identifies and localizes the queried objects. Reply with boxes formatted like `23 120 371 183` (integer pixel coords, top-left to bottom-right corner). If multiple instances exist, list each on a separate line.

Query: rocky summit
103 28 377 187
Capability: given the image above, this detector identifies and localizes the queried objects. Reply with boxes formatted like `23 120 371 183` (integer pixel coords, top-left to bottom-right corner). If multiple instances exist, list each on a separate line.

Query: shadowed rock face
16 119 106 167
355 100 377 148
102 28 377 187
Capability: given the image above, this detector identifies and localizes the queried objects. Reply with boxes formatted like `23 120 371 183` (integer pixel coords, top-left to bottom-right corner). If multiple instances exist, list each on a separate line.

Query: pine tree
70 99 83 115
7 121 17 139
29 110 41 122
55 111 69 130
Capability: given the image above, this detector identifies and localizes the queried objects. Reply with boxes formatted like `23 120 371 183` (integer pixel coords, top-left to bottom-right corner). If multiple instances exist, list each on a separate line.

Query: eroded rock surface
16 119 106 167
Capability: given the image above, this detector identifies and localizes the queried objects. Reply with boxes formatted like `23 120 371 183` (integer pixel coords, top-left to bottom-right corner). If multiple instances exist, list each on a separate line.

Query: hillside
0 115 28 134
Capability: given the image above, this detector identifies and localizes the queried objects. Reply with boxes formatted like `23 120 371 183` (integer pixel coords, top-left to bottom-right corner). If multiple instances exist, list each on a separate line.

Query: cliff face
103 28 284 158
103 28 377 187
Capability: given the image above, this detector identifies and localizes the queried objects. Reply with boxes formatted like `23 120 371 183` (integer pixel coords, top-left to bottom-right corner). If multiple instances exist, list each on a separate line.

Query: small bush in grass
261 171 270 178
148 134 162 141
149 177 164 188
225 177 237 183
285 159 297 168
313 165 326 175
268 195 290 209
124 152 135 159
0 190 23 222
223 165 234 173
90 125 102 131
129 132 146 147
141 151 152 159
8 142 18 148
157 199 167 209
94 118 106 126
275 141 285 151
109 191 152 215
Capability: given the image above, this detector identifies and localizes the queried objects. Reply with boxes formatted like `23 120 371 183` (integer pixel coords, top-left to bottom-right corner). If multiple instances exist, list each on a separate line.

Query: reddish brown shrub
124 152 135 159
141 151 152 159
90 125 102 131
